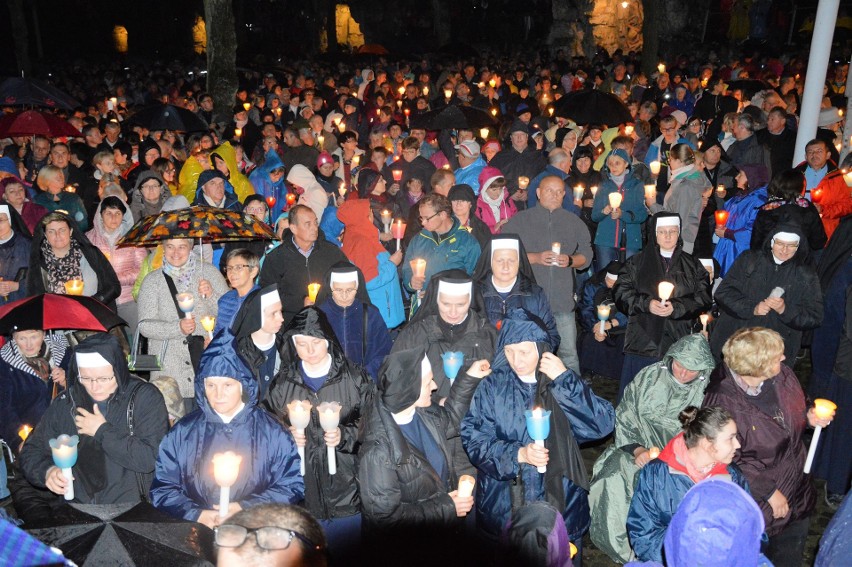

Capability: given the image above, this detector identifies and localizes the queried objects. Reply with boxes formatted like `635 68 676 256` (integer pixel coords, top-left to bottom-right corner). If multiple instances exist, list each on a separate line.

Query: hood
0 157 19 178
30 211 97 267
280 306 344 363
664 479 765 567
131 170 170 209
92 197 135 239
257 148 285 177
195 170 238 203
230 283 280 340
409 269 486 324
210 142 241 179
315 261 371 306
65 333 133 411
492 309 552 371
195 337 259 416
759 219 809 265
472 233 536 286
286 164 324 194
500 501 574 567
661 334 715 376
138 138 161 163
379 347 428 414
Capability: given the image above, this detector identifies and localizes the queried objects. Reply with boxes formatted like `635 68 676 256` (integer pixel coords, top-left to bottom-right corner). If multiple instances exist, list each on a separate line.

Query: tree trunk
640 0 660 78
204 0 238 122
324 0 339 54
431 0 451 47
7 0 31 76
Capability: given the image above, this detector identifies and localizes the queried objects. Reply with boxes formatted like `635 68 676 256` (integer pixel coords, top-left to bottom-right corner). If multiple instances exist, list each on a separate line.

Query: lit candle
624 124 634 135
212 451 242 519
716 184 726 198
64 279 84 296
548 107 554 117
658 281 675 306
64 185 76 193
700 313 710 332
18 424 32 443
490 108 498 117
657 63 666 74
274 108 282 118
573 185 584 202
597 304 611 335
317 134 324 148
649 161 661 175
590 185 599 197
457 474 476 498
351 155 360 167
715 210 729 227
479 127 489 140
804 398 837 474
391 219 406 252
317 402 342 475
811 188 824 204
518 176 530 190
648 446 661 460
608 192 623 209
489 78 497 88
396 99 403 110
392 169 403 182
844 170 852 187
339 182 347 199
176 292 195 318
444 88 453 100
644 184 657 201
404 108 410 118
441 351 464 382
287 400 312 476
234 128 242 139
410 258 427 279
201 316 216 339
50 434 79 501
109 97 118 107
307 283 321 303
398 86 405 96
243 102 251 111
551 242 561 258
338 121 346 132
381 210 392 232
422 86 429 96
524 407 551 473
286 192 297 207
265 195 277 209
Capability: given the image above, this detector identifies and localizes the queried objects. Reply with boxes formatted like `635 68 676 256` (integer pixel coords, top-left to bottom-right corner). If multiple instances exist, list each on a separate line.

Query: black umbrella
409 104 496 131
0 294 125 335
0 77 81 110
552 89 632 127
126 104 209 132
27 502 215 566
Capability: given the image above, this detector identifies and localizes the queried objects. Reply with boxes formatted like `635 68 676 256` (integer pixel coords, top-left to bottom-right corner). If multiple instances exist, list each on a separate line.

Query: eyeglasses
773 240 799 250
225 264 253 273
656 229 680 237
215 525 321 552
331 288 357 297
419 211 440 223
78 375 116 385
661 127 677 133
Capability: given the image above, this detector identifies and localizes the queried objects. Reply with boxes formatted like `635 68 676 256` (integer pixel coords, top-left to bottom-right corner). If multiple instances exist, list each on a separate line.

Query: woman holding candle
359 347 489 562
588 334 715 562
565 145 603 238
355 168 402 251
18 333 169 511
27 212 121 311
151 339 303 529
33 166 89 231
712 164 770 277
703 328 833 567
461 314 614 551
577 261 627 381
138 238 228 409
591 149 648 270
626 405 748 563
264 307 374 556
448 183 491 250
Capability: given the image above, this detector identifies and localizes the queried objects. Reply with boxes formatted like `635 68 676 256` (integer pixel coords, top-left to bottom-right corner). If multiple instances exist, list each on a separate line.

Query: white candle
318 402 342 475
573 185 584 202
212 451 242 519
287 400 312 476
457 475 476 498
658 281 675 306
699 313 710 332
176 293 195 318
590 185 599 197
518 176 530 190
649 161 661 175
644 184 656 201
804 399 837 473
608 192 623 209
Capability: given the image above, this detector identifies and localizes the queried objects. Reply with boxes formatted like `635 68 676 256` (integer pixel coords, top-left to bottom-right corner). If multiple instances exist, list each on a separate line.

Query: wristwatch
567 255 574 267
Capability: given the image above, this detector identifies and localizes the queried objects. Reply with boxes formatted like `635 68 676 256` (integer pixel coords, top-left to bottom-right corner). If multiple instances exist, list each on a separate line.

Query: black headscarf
472 233 537 286
315 261 371 306
409 269 486 325
379 347 427 413
230 284 281 372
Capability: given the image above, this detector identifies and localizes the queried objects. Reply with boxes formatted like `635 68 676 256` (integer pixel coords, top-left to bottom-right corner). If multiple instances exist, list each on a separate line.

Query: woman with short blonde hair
722 327 785 378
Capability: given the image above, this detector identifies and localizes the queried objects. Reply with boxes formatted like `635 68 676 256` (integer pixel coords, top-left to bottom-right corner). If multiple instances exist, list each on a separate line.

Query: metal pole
793 0 840 166
841 53 852 165
701 7 710 43
787 3 798 45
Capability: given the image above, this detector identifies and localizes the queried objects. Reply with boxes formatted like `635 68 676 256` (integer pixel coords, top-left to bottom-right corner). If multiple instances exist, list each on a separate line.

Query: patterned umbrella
116 206 278 263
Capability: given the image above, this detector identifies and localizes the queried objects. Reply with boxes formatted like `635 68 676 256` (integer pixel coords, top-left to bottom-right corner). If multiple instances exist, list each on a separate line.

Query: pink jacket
475 190 518 234
86 210 147 305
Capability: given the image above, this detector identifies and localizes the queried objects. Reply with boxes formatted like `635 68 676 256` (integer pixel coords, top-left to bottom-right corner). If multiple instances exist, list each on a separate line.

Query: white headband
699 258 714 270
490 238 519 257
0 205 9 220
656 216 681 228
76 351 111 368
605 272 618 281
437 280 473 298
772 231 800 244
421 354 432 378
260 289 281 311
329 271 359 287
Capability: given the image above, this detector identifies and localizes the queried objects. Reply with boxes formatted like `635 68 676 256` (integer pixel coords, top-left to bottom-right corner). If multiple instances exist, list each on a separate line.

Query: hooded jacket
192 170 242 212
19 333 169 507
713 184 769 277
589 334 714 562
211 142 255 202
130 170 170 223
248 149 289 206
710 223 823 363
27 212 121 311
461 317 615 541
86 198 147 305
263 308 374 520
591 170 648 252
150 339 304 521
401 217 482 291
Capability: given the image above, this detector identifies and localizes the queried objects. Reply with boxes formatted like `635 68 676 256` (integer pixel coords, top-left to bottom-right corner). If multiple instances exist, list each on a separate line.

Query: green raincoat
588 334 715 563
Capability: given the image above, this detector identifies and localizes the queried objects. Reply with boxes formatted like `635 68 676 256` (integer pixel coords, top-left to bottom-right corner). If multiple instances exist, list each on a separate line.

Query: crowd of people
0 46 850 566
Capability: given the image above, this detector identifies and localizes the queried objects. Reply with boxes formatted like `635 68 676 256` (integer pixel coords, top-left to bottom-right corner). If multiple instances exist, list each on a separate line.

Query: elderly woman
712 164 770 277
230 284 284 401
150 339 303 529
645 144 711 255
32 165 89 231
1 178 47 234
626 405 749 563
86 196 147 332
589 334 715 563
337 198 404 329
461 314 615 551
18 333 168 509
264 307 374 554
703 327 833 567
215 248 260 338
0 204 31 303
316 262 393 381
137 238 228 408
129 171 170 223
359 347 488 561
27 212 120 310
710 225 823 363
0 328 70 449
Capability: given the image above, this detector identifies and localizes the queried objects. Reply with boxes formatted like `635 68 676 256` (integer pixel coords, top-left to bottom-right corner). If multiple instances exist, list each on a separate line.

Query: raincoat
713 185 768 277
589 334 715 563
248 149 289 206
150 339 304 521
211 142 255 202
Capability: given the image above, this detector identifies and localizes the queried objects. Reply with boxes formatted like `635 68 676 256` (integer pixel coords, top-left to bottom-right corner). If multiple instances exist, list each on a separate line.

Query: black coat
710 227 824 363
264 308 375 520
258 229 347 322
614 245 712 358
750 200 827 253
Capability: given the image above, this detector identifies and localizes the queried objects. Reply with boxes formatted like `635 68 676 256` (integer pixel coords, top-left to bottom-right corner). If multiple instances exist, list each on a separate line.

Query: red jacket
813 169 852 241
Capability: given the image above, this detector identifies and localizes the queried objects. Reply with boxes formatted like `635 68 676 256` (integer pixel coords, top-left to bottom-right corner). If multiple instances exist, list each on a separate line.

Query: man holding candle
151 340 303 529
504 175 593 376
18 333 169 509
461 314 614 551
489 121 548 209
383 137 436 193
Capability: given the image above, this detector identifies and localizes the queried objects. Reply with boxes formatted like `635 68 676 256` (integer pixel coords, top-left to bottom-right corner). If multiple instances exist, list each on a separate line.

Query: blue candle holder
524 409 551 441
49 434 79 500
442 351 464 381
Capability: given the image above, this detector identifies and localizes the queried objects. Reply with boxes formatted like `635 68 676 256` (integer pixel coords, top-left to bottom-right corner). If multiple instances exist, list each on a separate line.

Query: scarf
42 238 83 294
658 432 729 484
481 188 505 221
163 252 198 292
